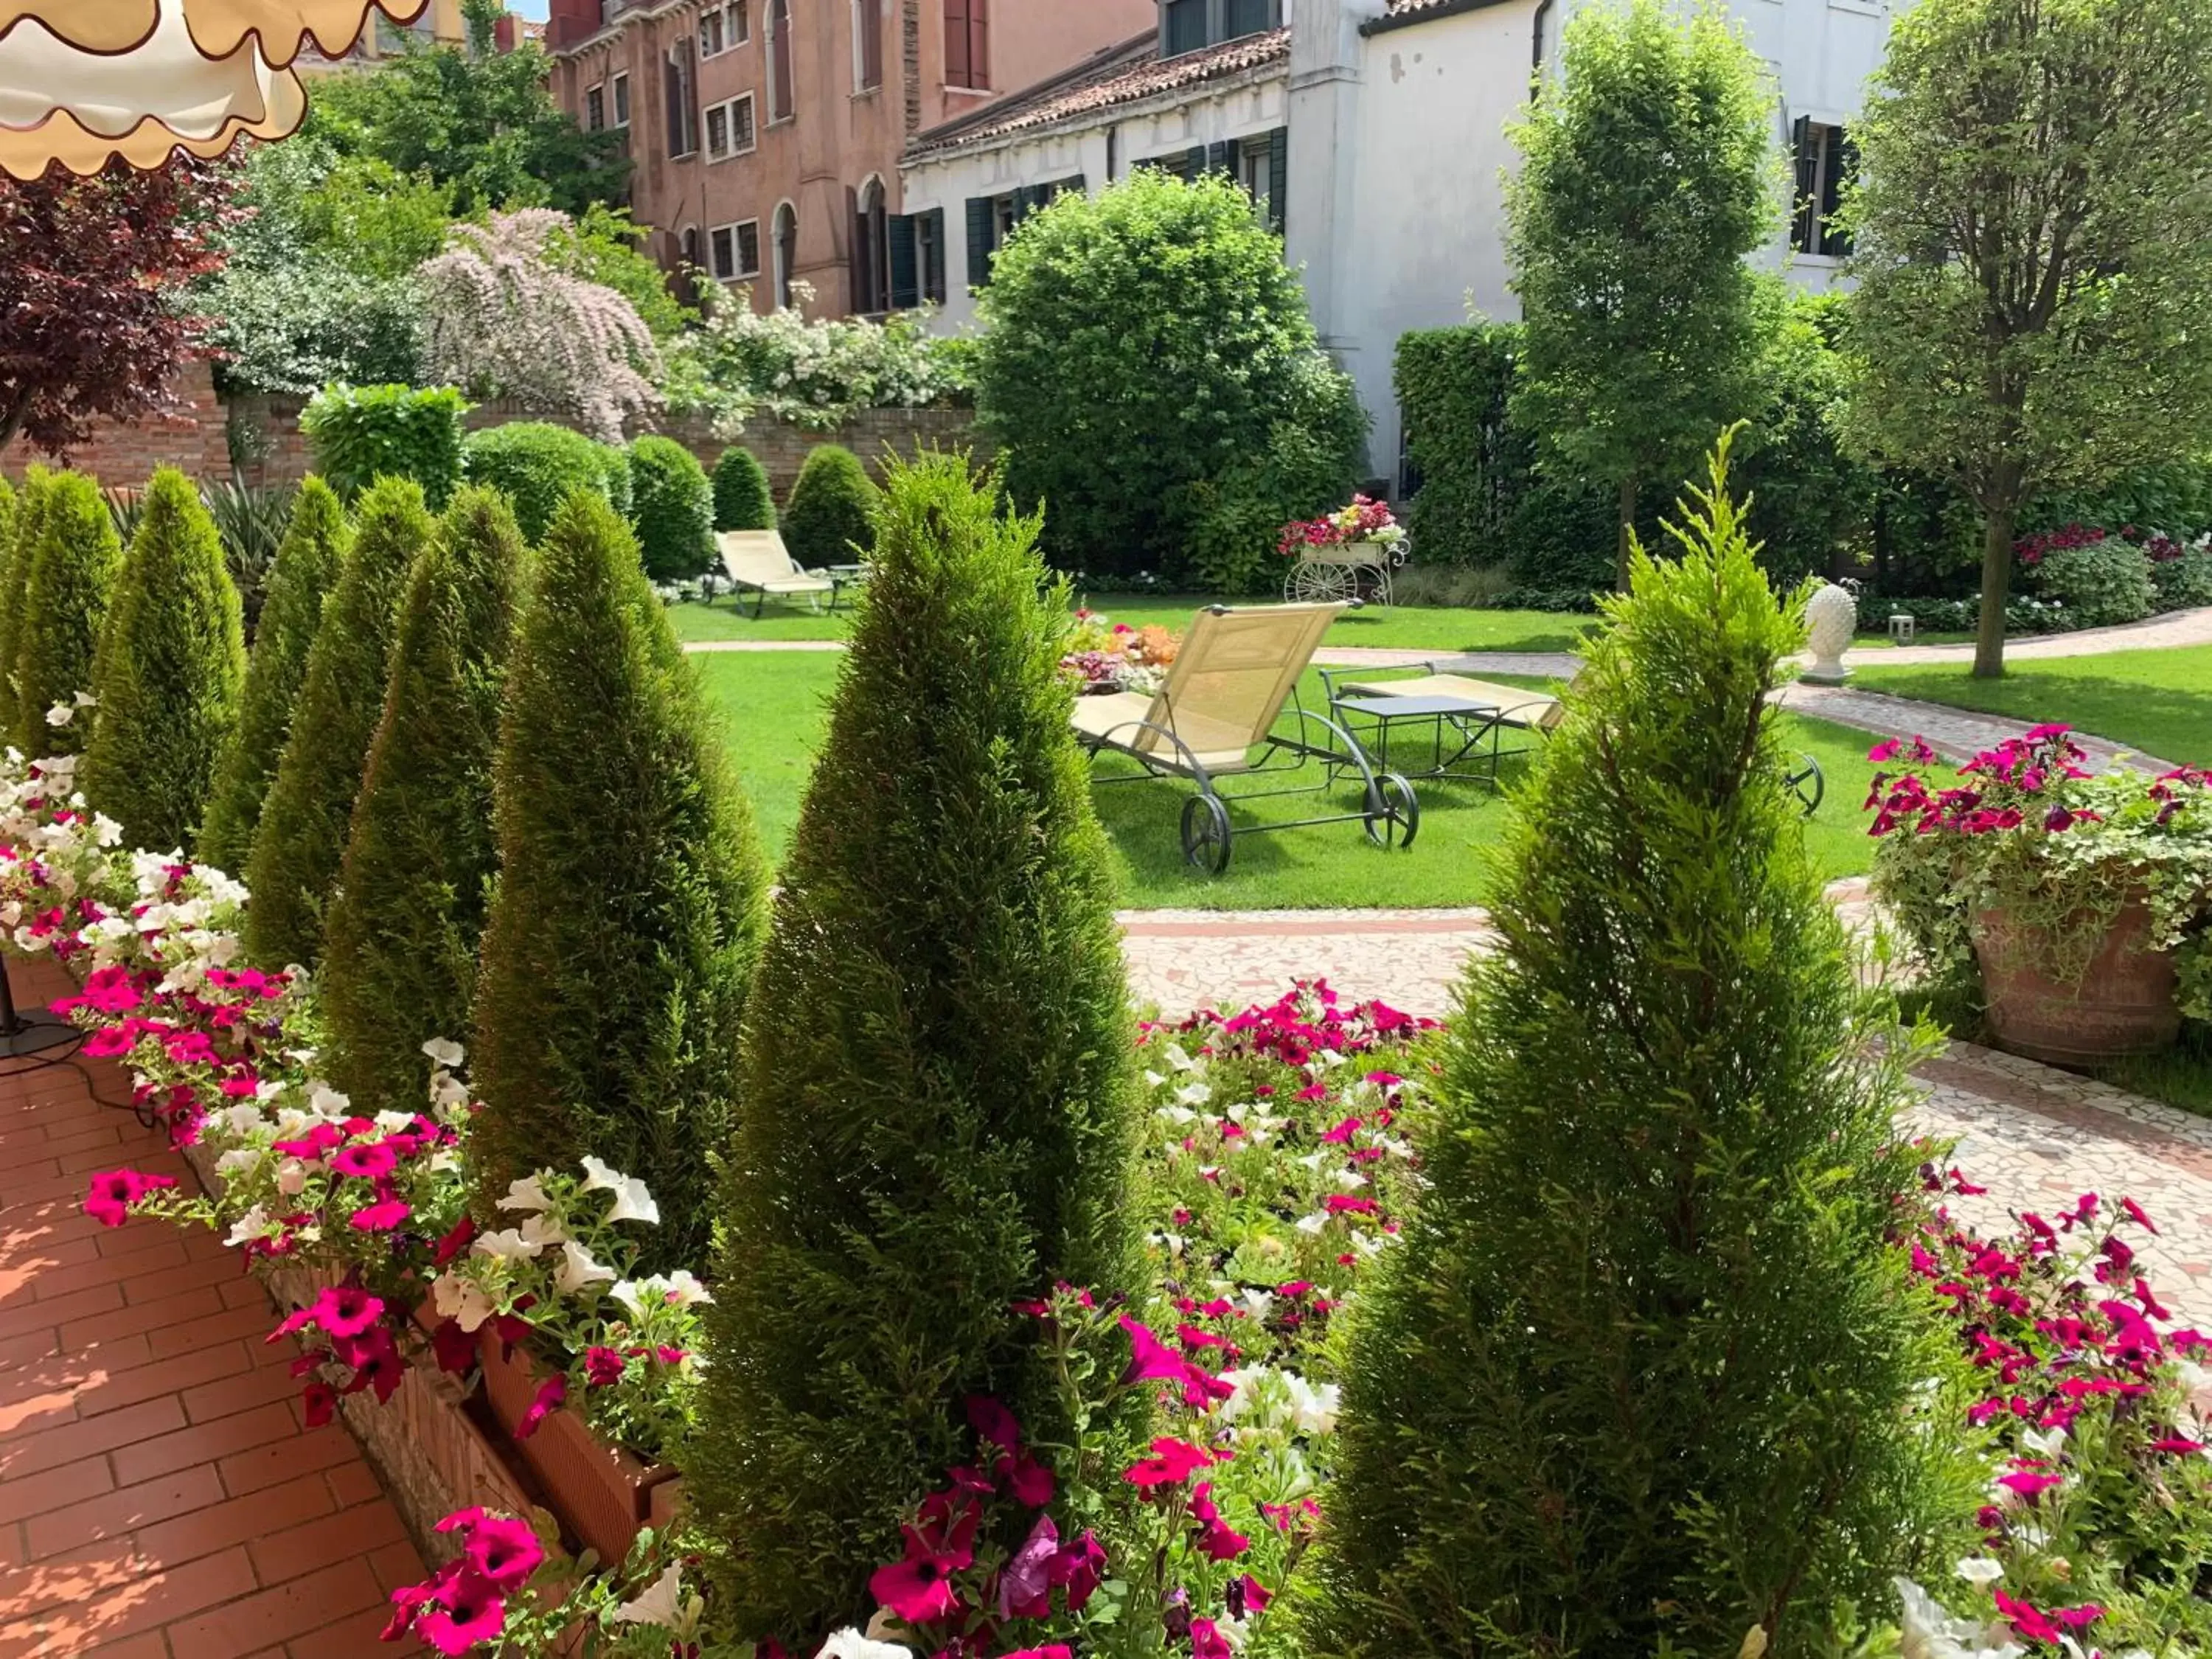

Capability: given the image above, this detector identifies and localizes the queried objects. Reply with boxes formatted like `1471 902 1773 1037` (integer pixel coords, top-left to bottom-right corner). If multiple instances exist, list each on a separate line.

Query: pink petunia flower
515 1374 566 1440
1046 1528 1107 1612
83 1168 177 1227
998 1513 1058 1619
583 1346 627 1388
965 1394 1021 1451
1124 1437 1218 1488
1119 1316 1189 1385
310 1284 386 1340
415 1570 507 1655
462 1515 544 1590
347 1197 411 1233
1191 1617 1234 1659
302 1381 336 1427
328 1141 397 1180
868 1520 974 1627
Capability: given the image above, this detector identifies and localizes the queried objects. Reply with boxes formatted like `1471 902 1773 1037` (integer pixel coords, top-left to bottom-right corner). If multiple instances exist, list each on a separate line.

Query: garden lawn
1853 644 2212 767
693 651 1885 909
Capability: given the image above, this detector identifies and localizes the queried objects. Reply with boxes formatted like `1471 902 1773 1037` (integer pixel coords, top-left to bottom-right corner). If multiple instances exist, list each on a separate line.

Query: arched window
852 177 891 314
768 0 795 122
773 201 799 309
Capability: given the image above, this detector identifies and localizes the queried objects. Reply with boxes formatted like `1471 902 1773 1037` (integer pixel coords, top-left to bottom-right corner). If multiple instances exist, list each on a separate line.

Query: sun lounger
717 531 836 617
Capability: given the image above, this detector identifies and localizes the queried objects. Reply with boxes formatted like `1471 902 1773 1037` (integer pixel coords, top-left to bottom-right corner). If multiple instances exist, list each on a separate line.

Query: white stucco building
900 0 1898 484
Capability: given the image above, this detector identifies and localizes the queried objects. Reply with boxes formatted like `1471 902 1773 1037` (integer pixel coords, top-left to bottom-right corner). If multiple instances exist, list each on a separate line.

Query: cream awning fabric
0 0 429 179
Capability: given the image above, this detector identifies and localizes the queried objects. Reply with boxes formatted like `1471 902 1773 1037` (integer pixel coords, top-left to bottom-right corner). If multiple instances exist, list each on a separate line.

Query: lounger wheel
1285 560 1357 605
1180 793 1234 874
1363 772 1420 850
1786 754 1824 818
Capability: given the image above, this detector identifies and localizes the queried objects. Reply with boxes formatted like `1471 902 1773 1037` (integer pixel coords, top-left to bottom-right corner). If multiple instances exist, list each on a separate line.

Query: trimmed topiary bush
712 444 776 532
462 422 629 544
300 382 467 508
467 490 768 1270
14 470 125 754
1307 439 1968 1657
624 434 716 582
779 443 878 571
321 487 526 1114
80 469 247 852
243 477 433 969
692 453 1145 1643
198 477 351 874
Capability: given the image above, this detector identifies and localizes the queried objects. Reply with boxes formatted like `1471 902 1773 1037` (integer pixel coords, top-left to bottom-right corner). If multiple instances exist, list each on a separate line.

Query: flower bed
1058 610 1179 697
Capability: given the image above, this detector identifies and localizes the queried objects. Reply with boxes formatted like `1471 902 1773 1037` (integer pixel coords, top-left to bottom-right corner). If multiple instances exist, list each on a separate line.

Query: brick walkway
0 954 424 1659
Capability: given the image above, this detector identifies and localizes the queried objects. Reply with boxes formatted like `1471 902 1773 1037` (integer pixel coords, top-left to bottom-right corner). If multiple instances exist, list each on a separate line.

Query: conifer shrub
321 487 525 1113
467 490 767 1269
1307 437 1969 1657
462 422 629 543
198 477 351 874
624 434 715 582
14 470 124 754
691 452 1144 1642
80 470 247 851
779 443 878 569
711 444 776 532
0 467 39 739
243 477 432 968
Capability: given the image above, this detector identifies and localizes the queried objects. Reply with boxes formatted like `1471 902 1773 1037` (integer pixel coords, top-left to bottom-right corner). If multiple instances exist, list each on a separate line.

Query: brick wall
0 361 234 485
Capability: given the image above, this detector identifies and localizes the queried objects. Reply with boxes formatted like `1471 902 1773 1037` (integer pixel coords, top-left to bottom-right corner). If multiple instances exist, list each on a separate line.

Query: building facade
296 0 494 69
543 0 1155 317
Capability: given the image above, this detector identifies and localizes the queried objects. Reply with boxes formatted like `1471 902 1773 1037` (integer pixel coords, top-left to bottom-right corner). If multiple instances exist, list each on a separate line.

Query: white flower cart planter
1283 539 1401 605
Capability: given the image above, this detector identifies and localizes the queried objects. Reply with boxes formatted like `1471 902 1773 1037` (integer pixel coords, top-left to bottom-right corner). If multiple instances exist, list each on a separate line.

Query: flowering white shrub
420 209 663 442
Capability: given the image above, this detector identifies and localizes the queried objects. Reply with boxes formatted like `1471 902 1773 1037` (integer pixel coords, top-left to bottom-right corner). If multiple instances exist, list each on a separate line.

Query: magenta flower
1993 1589 2062 1644
429 1318 477 1376
515 1374 566 1439
74 966 144 1015
302 1381 336 1427
310 1284 386 1340
583 1346 627 1388
1047 1528 1107 1612
2149 1436 2205 1453
965 1394 1021 1451
347 1197 411 1233
998 1513 1058 1618
82 1168 176 1227
431 1215 477 1265
339 1327 405 1402
1227 1573 1272 1618
462 1515 544 1590
999 1447 1054 1508
1997 1467 2062 1499
328 1140 397 1180
1191 1616 1233 1659
1119 1316 1187 1384
867 1521 974 1626
1190 1481 1250 1560
416 1570 507 1655
1124 1437 1217 1488
1001 1649 1073 1659
2122 1196 2160 1234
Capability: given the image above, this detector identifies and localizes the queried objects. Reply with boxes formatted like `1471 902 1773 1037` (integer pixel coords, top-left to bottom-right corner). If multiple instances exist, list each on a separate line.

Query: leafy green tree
712 445 776 532
625 436 717 581
692 454 1144 1643
973 170 1363 577
779 445 879 570
310 0 629 217
1506 0 1779 588
1840 0 2212 676
80 470 247 851
243 478 431 968
1308 438 1971 1658
468 492 767 1270
198 478 351 874
321 488 524 1113
14 470 123 753
463 422 630 543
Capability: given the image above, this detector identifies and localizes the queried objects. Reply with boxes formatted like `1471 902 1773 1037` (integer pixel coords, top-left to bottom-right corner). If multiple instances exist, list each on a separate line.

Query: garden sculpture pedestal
1802 582 1856 684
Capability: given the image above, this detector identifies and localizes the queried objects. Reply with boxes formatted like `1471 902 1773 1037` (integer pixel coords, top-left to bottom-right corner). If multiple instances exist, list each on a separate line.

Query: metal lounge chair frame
1069 603 1419 874
716 530 837 617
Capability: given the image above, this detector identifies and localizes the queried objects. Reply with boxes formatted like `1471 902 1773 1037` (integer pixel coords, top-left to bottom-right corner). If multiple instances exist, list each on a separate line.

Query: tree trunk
1616 476 1637 591
1972 490 2020 680
0 386 33 455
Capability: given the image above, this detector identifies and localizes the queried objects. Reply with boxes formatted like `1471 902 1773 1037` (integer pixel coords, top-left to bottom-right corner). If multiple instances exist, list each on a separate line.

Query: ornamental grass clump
320 487 526 1114
625 435 716 582
467 490 767 1270
80 468 247 852
198 476 350 874
779 442 878 569
1308 435 1975 1657
712 444 775 532
14 470 124 754
243 477 431 968
691 451 1145 1644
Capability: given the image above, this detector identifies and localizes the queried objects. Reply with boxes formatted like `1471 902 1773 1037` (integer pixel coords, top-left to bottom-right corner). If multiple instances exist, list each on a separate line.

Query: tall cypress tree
0 468 55 748
467 491 768 1270
243 478 431 969
198 477 350 874
1307 439 1966 1657
15 471 124 754
80 469 247 851
321 487 526 1115
691 453 1144 1644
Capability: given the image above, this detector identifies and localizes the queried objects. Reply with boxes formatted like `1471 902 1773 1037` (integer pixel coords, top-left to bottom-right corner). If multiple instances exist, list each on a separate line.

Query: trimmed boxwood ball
467 490 768 1270
691 453 1145 1644
80 469 248 852
624 434 716 582
321 487 526 1115
1306 440 1971 1657
462 422 630 544
779 443 878 570
711 444 776 532
14 470 125 754
243 477 432 970
198 477 350 874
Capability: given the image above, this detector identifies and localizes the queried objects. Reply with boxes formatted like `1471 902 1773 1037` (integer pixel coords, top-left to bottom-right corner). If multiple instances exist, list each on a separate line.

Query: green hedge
14 471 125 754
625 436 717 582
81 470 248 852
462 422 630 544
780 445 879 571
300 383 467 509
712 445 776 532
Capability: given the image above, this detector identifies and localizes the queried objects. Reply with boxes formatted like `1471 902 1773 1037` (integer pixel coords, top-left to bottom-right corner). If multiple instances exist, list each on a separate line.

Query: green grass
1854 644 2212 766
694 651 1885 911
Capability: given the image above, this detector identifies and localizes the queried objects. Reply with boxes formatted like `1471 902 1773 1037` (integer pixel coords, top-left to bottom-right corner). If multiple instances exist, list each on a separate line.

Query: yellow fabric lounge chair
1068 602 1419 874
717 530 837 617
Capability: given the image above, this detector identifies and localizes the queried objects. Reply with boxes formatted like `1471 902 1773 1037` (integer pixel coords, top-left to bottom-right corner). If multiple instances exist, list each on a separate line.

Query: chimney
546 0 599 50
1285 0 1366 355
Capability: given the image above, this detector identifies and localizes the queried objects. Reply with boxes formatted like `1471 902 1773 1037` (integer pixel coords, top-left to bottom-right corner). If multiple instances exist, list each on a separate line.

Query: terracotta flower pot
1970 897 2181 1067
477 1329 666 1568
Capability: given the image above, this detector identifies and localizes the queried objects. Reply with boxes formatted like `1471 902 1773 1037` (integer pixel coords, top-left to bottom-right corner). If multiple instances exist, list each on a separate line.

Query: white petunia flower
44 702 72 728
472 1227 547 1262
215 1149 258 1176
556 1240 617 1297
221 1102 264 1136
1164 1042 1198 1074
420 1036 465 1069
815 1630 911 1659
432 1270 495 1332
497 1174 553 1213
1175 1080 1212 1107
275 1158 310 1196
1285 1373 1340 1436
613 1564 685 1627
1954 1558 2004 1586
72 690 97 708
225 1205 275 1247
519 1212 568 1250
307 1085 349 1119
1294 1212 1328 1235
581 1157 660 1225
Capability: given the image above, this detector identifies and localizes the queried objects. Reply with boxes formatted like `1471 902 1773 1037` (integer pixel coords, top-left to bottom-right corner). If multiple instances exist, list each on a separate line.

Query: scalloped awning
0 0 430 179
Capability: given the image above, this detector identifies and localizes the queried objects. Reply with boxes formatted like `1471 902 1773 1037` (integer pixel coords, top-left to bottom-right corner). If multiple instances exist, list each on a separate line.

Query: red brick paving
0 955 424 1656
